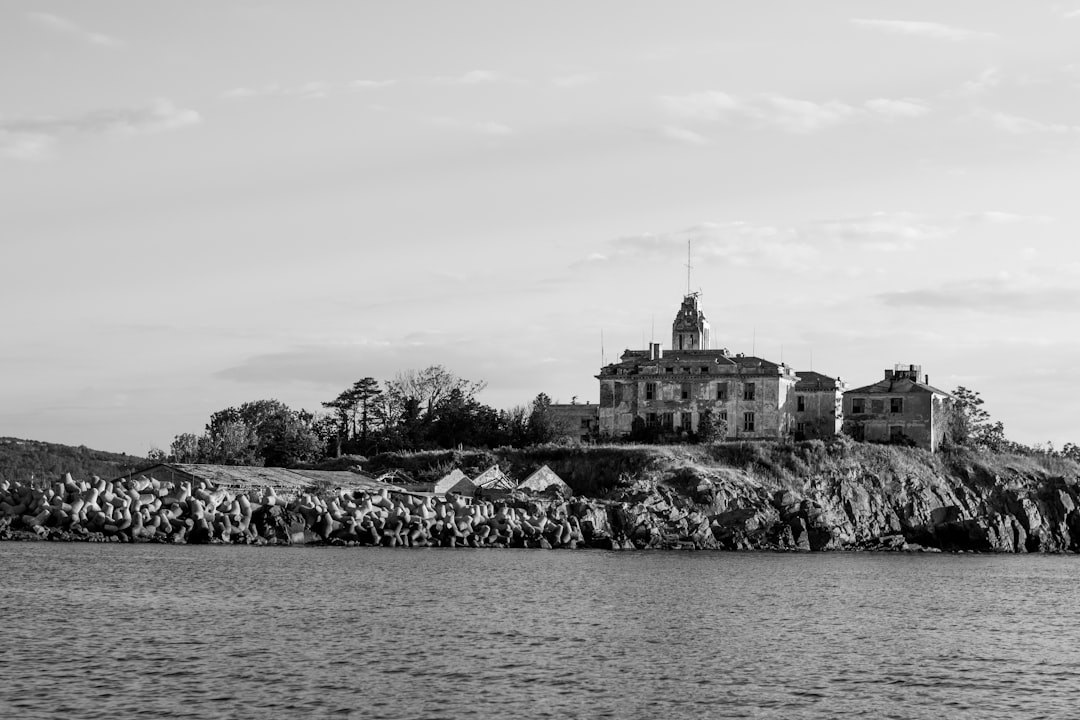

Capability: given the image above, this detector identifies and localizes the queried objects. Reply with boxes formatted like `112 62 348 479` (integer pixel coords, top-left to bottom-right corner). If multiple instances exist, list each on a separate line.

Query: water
1 544 1077 719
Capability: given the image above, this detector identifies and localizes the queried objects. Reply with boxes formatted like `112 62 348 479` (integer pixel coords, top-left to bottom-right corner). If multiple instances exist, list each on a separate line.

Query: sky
3 1 1080 455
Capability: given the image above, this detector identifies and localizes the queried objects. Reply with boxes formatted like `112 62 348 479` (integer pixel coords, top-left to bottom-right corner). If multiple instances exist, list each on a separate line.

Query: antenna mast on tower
685 239 693 295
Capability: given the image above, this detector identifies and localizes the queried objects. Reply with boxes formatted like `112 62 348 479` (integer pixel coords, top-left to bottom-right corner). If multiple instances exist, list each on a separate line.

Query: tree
947 386 1007 451
259 410 323 467
385 365 486 424
321 390 356 458
169 432 203 463
498 405 530 447
696 408 727 444
429 388 501 448
526 392 566 445
350 377 382 447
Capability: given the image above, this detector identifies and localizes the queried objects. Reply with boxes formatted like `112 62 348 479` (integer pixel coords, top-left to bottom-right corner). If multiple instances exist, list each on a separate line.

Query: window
871 399 885 414
681 383 690 400
716 382 728 401
645 382 656 400
646 412 658 427
701 366 710 374
890 425 904 440
797 422 805 434
743 383 756 401
580 418 591 429
890 397 903 414
665 367 674 374
662 412 674 430
719 411 728 423
743 412 755 432
851 398 865 414
797 395 806 412
681 413 692 430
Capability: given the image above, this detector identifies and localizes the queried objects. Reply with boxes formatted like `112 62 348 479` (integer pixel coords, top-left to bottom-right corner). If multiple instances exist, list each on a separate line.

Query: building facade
792 371 846 440
595 293 841 441
842 364 952 451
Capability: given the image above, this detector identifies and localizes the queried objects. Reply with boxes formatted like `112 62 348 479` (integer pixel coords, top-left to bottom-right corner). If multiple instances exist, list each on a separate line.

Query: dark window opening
743 412 755 432
851 398 865 414
645 382 656 400
890 397 903 414
743 383 756 401
717 383 728 401
797 395 805 412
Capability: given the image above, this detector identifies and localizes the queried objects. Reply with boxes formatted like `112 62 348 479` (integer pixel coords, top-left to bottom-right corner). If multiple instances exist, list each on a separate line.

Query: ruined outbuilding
842 364 952 451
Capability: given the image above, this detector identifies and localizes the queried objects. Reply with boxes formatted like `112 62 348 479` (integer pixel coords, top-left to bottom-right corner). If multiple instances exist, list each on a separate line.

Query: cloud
850 18 997 41
660 125 710 145
589 222 809 270
957 211 1052 225
431 117 513 136
0 99 200 159
551 73 600 88
814 212 951 250
434 70 502 85
0 129 54 159
864 98 930 119
224 80 396 100
475 121 513 136
659 91 743 121
659 91 928 134
877 273 1080 313
351 79 396 90
584 212 1052 270
27 11 120 47
959 67 1001 96
975 109 1080 135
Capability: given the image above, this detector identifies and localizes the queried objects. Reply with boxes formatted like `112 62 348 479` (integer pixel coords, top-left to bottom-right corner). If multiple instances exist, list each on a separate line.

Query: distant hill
0 437 150 484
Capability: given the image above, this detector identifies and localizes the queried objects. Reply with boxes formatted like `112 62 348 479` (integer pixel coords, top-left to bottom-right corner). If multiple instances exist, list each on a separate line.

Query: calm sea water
0 544 1077 720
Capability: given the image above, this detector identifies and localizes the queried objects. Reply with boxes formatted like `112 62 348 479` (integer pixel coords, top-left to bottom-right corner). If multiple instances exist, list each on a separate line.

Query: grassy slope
364 439 1080 499
0 437 150 485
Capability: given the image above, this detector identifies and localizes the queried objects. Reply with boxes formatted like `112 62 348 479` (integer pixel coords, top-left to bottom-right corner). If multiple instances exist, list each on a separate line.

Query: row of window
644 382 756 401
851 398 904 414
644 411 757 432
661 366 713 374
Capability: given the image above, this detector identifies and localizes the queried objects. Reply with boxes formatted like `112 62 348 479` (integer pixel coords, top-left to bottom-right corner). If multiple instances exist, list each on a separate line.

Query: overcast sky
3 1 1079 455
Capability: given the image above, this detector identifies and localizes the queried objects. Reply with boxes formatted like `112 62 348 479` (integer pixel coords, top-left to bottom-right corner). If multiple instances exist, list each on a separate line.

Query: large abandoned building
591 293 844 441
550 292 952 449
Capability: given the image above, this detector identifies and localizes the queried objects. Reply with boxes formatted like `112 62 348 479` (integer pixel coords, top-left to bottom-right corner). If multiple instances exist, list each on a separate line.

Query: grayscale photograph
2 2 1078 718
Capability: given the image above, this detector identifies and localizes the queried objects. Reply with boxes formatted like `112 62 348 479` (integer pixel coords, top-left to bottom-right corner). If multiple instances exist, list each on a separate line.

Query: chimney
924 375 929 385
884 369 894 380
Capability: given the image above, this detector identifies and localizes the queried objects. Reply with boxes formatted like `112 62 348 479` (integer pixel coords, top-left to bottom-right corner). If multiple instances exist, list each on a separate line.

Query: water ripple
2 545 1080 719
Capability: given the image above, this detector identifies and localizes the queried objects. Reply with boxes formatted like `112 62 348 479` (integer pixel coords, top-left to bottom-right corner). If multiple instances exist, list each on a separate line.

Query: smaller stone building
843 364 952 451
548 402 600 443
793 372 846 440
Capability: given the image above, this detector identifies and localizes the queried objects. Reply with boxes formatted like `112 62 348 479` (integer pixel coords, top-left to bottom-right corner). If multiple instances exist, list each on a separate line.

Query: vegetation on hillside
0 437 148 485
157 365 571 466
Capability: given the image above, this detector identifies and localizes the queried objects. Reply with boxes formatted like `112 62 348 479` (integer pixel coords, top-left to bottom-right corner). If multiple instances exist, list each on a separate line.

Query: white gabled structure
433 469 475 496
517 465 571 495
472 464 517 491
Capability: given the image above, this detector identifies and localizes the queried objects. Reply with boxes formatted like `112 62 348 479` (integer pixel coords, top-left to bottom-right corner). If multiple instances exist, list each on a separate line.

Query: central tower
671 293 710 350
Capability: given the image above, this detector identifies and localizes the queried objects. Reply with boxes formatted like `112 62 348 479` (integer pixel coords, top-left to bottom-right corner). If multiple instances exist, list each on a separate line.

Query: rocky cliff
536 440 1080 553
